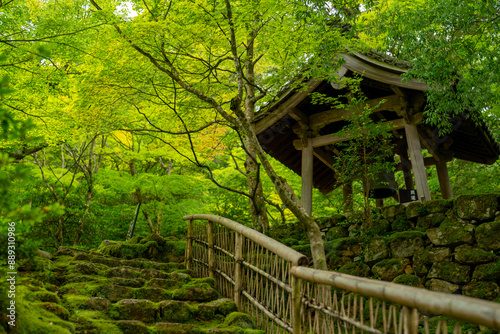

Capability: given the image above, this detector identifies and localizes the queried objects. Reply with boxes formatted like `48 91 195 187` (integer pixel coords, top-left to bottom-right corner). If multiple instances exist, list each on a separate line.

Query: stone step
9 235 264 334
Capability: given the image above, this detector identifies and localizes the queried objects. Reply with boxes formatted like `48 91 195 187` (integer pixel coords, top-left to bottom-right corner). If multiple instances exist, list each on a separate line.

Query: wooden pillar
207 220 215 278
375 198 384 208
234 233 243 310
436 160 453 199
404 123 431 202
399 149 414 189
186 219 194 271
301 138 313 215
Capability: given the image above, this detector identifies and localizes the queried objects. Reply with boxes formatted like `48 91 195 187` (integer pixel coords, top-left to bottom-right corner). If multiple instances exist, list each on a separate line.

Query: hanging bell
369 172 398 199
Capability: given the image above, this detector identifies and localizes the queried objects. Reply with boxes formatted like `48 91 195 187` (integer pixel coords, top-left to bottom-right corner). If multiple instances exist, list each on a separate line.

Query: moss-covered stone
425 279 459 294
406 201 423 219
96 285 133 302
84 297 110 311
428 262 471 284
189 276 216 289
371 258 410 281
147 278 180 289
423 199 453 214
381 205 406 222
90 255 122 268
392 274 422 287
73 253 91 261
388 231 425 258
416 213 446 229
363 238 389 265
158 300 191 323
476 221 500 251
473 260 500 282
326 254 352 270
224 312 254 329
325 237 363 257
109 299 157 323
172 283 219 302
26 290 60 304
134 287 172 302
112 320 149 334
105 266 140 279
110 277 145 288
38 302 70 320
426 226 474 247
141 268 169 280
463 281 500 301
370 219 391 235
338 262 371 277
391 216 413 232
413 246 451 266
73 262 104 276
454 245 498 264
455 194 498 221
326 226 349 241
152 322 205 334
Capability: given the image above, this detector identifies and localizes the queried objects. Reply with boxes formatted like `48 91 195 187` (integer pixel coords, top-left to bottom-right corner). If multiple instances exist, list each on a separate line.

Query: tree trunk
126 202 142 240
244 28 270 234
143 210 155 234
73 187 93 246
236 115 327 270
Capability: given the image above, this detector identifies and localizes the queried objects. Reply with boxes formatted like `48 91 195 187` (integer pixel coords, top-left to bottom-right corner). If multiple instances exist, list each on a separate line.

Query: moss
455 248 497 264
224 312 254 329
187 277 216 289
338 262 370 277
463 281 500 300
16 301 75 334
387 231 425 243
38 302 70 320
393 274 421 287
61 294 90 312
391 216 412 232
26 290 61 304
125 235 144 245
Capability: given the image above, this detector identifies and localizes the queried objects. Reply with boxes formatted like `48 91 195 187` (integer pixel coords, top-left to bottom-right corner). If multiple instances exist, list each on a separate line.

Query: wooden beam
294 118 410 149
301 138 314 215
309 94 401 130
395 155 452 171
404 122 431 202
255 79 322 134
313 148 336 172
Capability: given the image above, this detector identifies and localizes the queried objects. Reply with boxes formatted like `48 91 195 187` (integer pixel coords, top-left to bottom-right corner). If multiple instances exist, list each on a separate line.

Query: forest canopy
0 0 498 260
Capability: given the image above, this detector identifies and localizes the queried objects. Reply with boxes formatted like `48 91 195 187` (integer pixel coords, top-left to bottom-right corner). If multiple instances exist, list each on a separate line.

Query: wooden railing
183 214 500 334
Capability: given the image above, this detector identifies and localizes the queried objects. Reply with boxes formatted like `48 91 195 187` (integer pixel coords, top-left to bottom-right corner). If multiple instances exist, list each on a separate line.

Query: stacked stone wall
275 193 500 302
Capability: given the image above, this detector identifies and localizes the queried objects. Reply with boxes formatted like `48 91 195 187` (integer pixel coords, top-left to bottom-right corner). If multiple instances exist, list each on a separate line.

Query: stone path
11 239 262 334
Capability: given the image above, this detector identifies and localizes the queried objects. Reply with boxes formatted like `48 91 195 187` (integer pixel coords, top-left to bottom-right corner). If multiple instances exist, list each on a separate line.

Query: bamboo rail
183 214 500 334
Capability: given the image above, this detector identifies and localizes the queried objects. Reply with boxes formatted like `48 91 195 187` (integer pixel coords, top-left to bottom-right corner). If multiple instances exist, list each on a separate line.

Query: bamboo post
207 220 215 278
291 274 302 334
186 219 194 270
404 306 419 334
234 232 243 310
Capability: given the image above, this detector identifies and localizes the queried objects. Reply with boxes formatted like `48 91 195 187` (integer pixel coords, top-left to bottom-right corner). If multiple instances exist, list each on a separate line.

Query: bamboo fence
183 214 500 334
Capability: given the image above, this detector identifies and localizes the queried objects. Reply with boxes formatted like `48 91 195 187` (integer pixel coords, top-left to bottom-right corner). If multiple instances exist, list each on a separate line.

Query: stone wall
274 193 500 302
